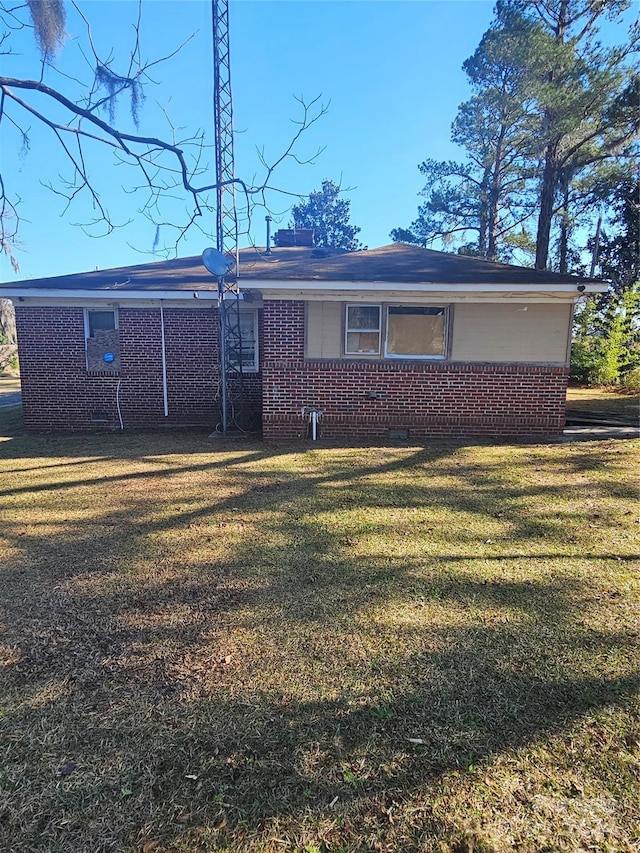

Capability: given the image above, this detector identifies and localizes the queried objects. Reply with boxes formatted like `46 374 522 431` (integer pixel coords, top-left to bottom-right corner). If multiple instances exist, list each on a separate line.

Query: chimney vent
274 228 315 248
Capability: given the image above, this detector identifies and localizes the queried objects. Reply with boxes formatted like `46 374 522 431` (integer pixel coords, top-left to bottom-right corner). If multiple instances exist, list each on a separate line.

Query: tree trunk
487 124 506 261
558 171 571 274
477 168 491 258
535 2 568 271
535 139 560 269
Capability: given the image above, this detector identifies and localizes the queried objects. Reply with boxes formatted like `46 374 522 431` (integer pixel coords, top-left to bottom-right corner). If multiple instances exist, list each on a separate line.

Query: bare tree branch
0 1 328 264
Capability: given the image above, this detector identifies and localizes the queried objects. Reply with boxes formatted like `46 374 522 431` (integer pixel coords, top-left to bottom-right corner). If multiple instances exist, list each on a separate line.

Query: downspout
159 300 169 418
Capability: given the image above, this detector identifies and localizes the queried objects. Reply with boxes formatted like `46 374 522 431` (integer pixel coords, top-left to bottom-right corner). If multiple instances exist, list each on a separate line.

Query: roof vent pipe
265 215 272 255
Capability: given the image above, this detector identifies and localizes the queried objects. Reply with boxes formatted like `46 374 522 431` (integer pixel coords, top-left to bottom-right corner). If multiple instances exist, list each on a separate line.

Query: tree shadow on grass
0 437 638 850
2 615 638 851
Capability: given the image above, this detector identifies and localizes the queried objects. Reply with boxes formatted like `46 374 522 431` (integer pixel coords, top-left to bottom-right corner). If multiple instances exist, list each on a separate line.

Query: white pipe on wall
159 301 169 418
116 378 124 430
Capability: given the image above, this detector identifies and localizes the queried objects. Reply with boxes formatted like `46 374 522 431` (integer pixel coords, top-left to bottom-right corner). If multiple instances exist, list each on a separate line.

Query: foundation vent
389 428 409 440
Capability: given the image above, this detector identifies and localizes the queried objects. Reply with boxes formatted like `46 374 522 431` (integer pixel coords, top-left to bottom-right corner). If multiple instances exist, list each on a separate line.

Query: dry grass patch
0 424 638 852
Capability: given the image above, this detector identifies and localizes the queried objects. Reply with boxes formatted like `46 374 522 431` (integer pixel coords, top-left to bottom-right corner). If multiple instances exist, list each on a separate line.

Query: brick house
2 243 606 439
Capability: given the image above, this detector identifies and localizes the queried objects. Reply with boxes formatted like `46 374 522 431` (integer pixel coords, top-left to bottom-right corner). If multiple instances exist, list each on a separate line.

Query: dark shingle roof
3 243 605 291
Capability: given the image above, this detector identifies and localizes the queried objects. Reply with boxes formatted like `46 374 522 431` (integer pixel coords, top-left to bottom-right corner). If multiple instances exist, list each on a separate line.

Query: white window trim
383 304 448 360
344 303 382 356
84 307 120 373
83 307 119 341
239 309 259 373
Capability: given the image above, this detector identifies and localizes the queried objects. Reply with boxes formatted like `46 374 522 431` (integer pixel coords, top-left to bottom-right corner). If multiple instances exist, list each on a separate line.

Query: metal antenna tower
212 0 244 433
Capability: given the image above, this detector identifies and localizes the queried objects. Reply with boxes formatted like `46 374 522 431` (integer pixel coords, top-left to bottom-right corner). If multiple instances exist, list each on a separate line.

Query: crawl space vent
389 428 409 440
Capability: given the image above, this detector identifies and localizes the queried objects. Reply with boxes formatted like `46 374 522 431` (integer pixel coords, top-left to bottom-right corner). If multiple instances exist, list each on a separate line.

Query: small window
87 310 117 337
385 306 447 359
239 310 259 372
345 304 381 355
84 308 120 372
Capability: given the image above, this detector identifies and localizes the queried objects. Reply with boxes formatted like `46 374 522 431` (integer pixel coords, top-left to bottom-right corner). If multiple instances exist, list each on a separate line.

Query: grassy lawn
0 375 21 394
0 415 638 852
566 386 639 422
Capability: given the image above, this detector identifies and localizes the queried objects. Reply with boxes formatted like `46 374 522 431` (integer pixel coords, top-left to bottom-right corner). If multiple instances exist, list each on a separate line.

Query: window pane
386 307 445 356
239 312 257 369
240 341 255 366
347 305 380 331
88 310 116 337
346 331 380 354
345 304 381 354
239 313 255 339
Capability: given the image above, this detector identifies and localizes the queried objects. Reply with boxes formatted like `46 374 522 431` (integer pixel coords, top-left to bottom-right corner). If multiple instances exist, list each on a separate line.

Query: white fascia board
2 280 609 300
1 288 219 301
237 278 609 294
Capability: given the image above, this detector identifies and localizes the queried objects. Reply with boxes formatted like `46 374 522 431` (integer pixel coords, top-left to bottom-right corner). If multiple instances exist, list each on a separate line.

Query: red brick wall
15 300 569 438
15 306 262 432
261 299 568 440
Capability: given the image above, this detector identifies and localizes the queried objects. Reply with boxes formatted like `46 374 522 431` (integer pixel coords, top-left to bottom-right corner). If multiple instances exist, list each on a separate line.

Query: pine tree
516 0 639 269
393 0 638 271
392 5 542 261
287 180 364 251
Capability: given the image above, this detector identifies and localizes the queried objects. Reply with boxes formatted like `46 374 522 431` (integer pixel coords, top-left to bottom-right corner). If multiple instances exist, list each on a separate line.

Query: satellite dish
202 247 231 277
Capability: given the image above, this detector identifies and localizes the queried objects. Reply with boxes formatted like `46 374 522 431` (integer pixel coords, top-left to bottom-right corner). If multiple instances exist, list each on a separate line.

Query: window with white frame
85 309 118 338
345 304 381 355
84 308 119 372
341 304 448 359
239 310 259 372
385 306 447 358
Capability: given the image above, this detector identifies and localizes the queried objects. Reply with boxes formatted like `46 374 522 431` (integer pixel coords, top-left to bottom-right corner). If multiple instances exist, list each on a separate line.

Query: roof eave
1 288 220 301
0 280 609 300
237 278 609 294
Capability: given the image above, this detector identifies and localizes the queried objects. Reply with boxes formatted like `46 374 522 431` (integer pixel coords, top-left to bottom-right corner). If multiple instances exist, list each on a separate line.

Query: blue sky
0 1 632 281
1 0 497 280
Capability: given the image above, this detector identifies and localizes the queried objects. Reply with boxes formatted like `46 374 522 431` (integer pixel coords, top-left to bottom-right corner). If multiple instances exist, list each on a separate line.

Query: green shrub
571 285 640 386
570 338 602 384
622 367 640 394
